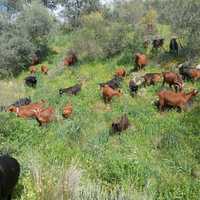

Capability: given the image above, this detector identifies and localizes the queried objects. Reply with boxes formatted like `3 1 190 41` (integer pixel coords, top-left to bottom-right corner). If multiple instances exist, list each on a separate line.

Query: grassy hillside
0 33 200 200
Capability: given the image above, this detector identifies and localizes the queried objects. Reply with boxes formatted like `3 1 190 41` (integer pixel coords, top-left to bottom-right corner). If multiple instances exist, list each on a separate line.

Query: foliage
0 29 35 77
72 12 139 60
16 2 55 49
0 38 199 198
0 0 200 199
155 0 200 52
0 2 56 77
60 0 101 29
112 0 145 28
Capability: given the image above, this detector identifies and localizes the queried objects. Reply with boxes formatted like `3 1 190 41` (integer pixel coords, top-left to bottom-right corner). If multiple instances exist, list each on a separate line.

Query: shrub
0 2 56 77
157 0 200 53
60 0 101 29
16 2 55 49
0 14 13 34
0 31 35 77
72 12 138 61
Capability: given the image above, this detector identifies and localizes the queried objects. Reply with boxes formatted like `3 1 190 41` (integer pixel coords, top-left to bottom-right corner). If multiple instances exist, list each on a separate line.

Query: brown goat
41 65 48 75
63 104 73 118
35 107 55 126
190 69 200 80
135 53 148 71
162 72 184 92
8 101 45 118
64 53 77 66
115 68 126 78
158 89 198 112
111 115 130 134
29 66 37 74
143 73 162 86
102 85 122 103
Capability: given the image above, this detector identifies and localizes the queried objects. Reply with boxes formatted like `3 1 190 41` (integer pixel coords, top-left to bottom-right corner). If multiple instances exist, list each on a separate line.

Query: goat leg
162 80 165 87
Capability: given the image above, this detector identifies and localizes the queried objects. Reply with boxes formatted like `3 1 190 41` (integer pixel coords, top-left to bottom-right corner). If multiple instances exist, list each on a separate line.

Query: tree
155 0 200 52
0 30 35 77
16 2 55 49
0 2 56 77
112 0 145 28
72 11 137 60
60 0 101 28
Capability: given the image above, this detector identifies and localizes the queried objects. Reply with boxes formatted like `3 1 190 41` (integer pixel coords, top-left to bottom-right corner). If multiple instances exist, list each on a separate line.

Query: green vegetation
0 2 56 77
0 32 200 199
0 0 200 199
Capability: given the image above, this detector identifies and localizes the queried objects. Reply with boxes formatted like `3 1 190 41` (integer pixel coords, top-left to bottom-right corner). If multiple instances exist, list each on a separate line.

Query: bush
0 31 35 77
0 14 13 34
60 0 101 29
0 2 56 77
157 0 200 53
16 2 55 50
72 12 139 61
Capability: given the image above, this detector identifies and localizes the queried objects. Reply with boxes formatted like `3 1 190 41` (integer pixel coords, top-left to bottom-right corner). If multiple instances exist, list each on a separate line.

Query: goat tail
174 81 183 89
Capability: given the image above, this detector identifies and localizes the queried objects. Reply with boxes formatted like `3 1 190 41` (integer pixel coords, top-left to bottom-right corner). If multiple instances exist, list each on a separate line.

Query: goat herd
0 50 200 199
1 51 198 134
2 52 200 129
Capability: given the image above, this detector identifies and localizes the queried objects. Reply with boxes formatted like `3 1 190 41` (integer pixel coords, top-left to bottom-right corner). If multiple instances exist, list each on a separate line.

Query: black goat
25 76 37 88
129 80 138 97
99 77 122 90
59 84 81 96
10 97 31 107
0 155 20 200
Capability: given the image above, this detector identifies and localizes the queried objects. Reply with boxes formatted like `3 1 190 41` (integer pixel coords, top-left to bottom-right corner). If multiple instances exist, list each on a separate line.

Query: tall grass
0 31 200 199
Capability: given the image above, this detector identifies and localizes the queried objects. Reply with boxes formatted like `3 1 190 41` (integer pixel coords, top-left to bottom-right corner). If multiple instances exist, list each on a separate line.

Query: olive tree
16 2 55 48
156 0 200 52
0 2 56 77
0 31 35 77
60 0 101 28
72 11 138 60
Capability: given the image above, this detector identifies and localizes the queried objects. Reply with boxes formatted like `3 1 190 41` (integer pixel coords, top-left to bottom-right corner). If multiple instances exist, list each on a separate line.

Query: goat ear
7 106 14 112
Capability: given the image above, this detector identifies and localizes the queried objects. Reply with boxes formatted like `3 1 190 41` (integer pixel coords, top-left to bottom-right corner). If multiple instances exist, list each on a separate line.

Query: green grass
0 32 200 200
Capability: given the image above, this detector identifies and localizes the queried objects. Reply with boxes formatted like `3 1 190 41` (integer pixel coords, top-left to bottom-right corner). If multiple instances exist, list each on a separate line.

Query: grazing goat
64 53 77 66
8 101 45 118
35 107 55 126
143 73 162 86
25 76 37 88
115 68 126 78
102 85 122 103
111 115 130 134
29 66 37 74
99 76 122 90
135 53 148 71
41 65 48 75
63 104 73 118
152 38 164 49
59 84 81 96
129 80 138 96
0 155 20 200
162 72 184 92
158 89 198 112
179 66 200 81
